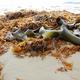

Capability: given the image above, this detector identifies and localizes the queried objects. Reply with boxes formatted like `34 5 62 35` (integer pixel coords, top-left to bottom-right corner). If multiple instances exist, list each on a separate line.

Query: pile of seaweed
0 10 80 58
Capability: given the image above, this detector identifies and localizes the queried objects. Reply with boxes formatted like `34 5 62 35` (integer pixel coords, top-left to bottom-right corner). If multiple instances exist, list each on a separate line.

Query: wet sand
0 47 80 80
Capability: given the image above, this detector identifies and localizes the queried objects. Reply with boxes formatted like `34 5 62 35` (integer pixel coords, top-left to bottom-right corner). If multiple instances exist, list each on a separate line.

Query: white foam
0 0 80 15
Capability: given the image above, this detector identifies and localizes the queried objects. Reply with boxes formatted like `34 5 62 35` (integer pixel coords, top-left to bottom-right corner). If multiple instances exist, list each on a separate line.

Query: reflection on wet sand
0 48 80 80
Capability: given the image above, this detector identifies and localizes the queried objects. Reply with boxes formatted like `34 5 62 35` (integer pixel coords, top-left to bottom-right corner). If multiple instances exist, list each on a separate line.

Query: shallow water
0 48 80 80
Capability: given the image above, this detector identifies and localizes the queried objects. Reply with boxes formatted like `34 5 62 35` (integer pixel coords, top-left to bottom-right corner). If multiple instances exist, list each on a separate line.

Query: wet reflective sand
0 48 80 80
